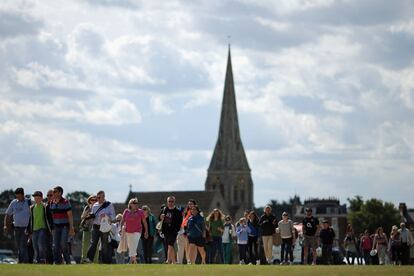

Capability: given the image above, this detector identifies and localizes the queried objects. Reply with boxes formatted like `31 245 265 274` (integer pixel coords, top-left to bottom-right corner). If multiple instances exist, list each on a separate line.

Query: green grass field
0 264 413 276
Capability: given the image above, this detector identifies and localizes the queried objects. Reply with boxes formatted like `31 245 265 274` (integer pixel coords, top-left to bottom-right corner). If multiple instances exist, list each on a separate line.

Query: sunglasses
132 202 138 204
47 194 53 197
53 190 59 193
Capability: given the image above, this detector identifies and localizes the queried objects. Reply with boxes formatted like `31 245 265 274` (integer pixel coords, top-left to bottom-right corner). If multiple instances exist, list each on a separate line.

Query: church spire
208 47 250 172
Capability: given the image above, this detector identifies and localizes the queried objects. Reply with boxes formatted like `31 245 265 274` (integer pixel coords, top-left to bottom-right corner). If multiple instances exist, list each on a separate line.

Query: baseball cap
32 191 43 197
322 219 329 223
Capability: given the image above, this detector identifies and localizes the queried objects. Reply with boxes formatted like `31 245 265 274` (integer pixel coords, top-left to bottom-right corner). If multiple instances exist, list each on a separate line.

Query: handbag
117 228 128 253
99 215 112 233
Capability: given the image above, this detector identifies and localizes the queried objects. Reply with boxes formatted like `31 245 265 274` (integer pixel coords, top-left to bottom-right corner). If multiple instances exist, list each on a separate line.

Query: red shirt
123 209 145 233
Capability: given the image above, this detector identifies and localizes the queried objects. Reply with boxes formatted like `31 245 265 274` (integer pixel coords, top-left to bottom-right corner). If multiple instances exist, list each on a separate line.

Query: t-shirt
361 236 372 250
5 199 30 227
33 203 46 231
123 209 145 233
161 207 183 234
259 213 276 236
278 220 294 238
319 227 335 245
50 197 72 226
303 216 319 236
209 219 224 237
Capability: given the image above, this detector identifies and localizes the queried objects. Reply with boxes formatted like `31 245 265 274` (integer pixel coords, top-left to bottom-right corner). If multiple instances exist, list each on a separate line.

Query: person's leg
60 226 71 264
188 243 196 264
142 237 148 263
210 237 218 263
53 227 63 264
216 237 223 264
87 227 100 262
176 233 185 264
400 243 408 265
38 229 47 263
285 238 292 263
14 227 29 263
303 243 309 265
31 230 40 263
197 243 206 264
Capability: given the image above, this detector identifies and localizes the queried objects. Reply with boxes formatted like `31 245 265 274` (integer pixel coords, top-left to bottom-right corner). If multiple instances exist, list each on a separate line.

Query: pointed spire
208 47 250 171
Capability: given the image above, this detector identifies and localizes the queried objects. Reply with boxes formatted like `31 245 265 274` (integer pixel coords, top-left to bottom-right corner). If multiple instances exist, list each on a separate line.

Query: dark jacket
187 214 205 238
259 213 276 236
28 203 53 233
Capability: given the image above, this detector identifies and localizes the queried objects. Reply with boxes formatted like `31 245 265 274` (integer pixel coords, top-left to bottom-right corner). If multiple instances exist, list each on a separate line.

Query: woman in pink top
120 198 148 264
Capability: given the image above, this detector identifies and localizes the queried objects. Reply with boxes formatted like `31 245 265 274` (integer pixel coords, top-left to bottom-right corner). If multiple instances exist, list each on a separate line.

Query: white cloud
323 100 354 113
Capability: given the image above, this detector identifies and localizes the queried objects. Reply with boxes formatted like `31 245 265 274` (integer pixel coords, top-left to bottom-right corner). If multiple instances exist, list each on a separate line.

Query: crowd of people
3 187 414 265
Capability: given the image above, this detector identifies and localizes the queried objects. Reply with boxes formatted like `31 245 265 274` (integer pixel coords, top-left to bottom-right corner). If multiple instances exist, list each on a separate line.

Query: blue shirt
187 214 205 238
91 201 115 225
6 199 30 227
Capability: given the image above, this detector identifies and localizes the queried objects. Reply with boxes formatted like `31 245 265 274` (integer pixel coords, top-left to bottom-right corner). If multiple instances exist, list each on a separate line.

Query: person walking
399 222 413 265
86 190 115 264
187 205 206 264
344 224 357 265
302 207 320 265
80 195 97 263
160 196 183 264
360 230 372 265
114 214 125 264
177 200 196 264
389 225 401 265
372 227 388 265
119 198 148 264
247 211 260 265
278 212 295 265
49 186 75 264
27 191 53 264
236 217 249 264
141 205 157 264
222 215 235 264
3 187 31 263
259 205 276 265
206 208 225 264
319 219 335 265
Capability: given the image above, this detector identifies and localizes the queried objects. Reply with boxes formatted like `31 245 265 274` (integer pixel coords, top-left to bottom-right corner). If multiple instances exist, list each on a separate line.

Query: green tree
0 189 14 206
347 196 400 235
66 191 90 206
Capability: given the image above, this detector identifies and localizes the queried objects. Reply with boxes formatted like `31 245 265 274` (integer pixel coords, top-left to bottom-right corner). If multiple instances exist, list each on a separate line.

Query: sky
1 0 414 208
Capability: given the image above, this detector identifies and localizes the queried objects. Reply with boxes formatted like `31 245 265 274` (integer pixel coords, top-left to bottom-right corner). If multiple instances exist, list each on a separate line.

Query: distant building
127 47 254 219
293 197 348 241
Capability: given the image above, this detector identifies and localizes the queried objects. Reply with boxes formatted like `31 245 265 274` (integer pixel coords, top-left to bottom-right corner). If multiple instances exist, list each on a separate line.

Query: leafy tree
0 189 14 206
66 191 90 206
347 196 400 235
255 195 302 219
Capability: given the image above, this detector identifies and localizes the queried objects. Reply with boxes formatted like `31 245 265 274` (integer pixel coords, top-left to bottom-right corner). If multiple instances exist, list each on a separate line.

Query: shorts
303 235 318 249
188 236 205 247
164 232 178 246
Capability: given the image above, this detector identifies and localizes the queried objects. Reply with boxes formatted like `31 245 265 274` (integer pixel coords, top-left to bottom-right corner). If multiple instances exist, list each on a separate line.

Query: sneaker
248 262 253 265
256 260 260 265
239 260 245 265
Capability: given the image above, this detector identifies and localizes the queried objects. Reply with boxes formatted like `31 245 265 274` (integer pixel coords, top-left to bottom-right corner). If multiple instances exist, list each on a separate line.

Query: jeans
400 243 410 265
362 249 371 265
14 227 29 263
87 225 111 264
32 229 47 263
222 242 233 264
321 244 333 264
390 244 401 264
280 237 293 263
238 244 248 263
53 225 71 264
346 250 356 265
248 236 259 263
209 236 223 264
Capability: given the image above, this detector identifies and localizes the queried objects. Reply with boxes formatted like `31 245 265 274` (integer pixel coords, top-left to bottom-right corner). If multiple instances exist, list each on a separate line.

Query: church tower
205 47 254 216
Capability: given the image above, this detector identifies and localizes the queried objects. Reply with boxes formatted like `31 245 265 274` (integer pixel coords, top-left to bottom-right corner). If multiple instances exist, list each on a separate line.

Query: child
222 215 236 264
236 217 249 264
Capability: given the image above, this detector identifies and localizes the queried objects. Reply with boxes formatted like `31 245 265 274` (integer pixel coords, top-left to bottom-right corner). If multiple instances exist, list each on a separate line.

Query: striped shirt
50 197 72 226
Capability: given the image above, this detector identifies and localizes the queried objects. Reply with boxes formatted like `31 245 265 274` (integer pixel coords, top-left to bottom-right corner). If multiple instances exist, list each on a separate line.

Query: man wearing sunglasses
160 196 183 264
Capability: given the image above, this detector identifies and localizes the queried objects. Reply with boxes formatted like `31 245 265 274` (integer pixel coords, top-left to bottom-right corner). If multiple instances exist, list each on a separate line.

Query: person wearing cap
3 187 31 263
27 191 53 263
398 222 413 265
319 219 335 265
302 207 320 265
278 211 295 265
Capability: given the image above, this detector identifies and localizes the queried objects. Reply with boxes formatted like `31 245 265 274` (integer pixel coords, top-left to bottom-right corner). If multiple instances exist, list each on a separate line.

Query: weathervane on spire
227 35 231 49
129 183 132 192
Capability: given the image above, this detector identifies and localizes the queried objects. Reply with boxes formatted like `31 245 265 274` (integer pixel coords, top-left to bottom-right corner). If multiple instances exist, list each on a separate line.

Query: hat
305 207 312 212
15 187 24 195
32 191 43 197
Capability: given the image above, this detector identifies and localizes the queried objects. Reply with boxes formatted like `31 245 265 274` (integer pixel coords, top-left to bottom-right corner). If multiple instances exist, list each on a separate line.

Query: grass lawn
0 264 413 276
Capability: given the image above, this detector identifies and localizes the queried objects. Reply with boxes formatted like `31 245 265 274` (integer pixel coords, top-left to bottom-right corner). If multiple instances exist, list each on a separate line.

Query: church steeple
208 46 250 171
205 47 253 215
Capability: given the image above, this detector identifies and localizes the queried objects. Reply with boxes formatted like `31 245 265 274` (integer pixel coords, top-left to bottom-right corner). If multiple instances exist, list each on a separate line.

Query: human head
142 205 151 217
391 225 398 233
346 224 353 234
46 189 54 203
400 222 406 229
282 211 289 220
14 187 25 201
225 215 232 223
248 211 258 222
167 196 175 208
115 214 123 222
32 191 43 204
239 217 246 225
244 210 250 218
190 205 200 216
96 190 105 204
87 195 97 205
364 229 369 236
377 227 383 234
264 205 272 215
322 219 329 229
128 198 138 210
305 207 312 217
53 186 64 200
187 199 197 211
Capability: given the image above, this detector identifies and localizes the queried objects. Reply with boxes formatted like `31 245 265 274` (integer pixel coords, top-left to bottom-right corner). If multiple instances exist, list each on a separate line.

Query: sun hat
370 249 377 256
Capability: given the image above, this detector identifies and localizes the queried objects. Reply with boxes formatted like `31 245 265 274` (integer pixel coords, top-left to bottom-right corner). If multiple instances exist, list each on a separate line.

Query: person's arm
372 235 377 250
3 202 14 234
108 204 116 222
142 214 149 239
67 210 75 236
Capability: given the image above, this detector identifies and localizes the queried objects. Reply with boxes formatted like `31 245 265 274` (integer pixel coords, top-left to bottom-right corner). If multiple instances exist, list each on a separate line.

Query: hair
207 208 225 222
128 198 138 210
191 206 200 213
264 205 272 212
346 224 353 233
87 195 97 205
115 214 123 221
238 217 246 224
53 186 63 194
376 226 383 235
248 211 259 224
390 225 398 237
97 190 105 196
14 187 24 195
186 199 197 212
142 205 151 213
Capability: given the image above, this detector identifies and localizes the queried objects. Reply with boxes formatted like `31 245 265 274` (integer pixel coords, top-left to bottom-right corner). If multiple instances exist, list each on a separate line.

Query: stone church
126 47 254 219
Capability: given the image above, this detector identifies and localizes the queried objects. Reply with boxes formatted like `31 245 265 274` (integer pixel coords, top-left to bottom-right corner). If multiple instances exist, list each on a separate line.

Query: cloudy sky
1 0 414 208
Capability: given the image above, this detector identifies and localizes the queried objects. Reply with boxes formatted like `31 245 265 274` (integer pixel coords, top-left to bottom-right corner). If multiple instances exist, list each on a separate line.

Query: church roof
208 46 250 172
125 190 220 216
